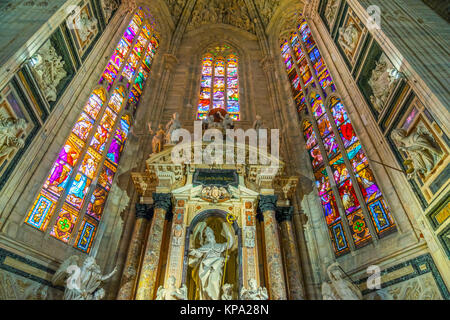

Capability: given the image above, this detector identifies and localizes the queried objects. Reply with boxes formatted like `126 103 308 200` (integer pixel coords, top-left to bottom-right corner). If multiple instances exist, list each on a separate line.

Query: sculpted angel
156 276 187 300
189 222 234 300
240 278 268 300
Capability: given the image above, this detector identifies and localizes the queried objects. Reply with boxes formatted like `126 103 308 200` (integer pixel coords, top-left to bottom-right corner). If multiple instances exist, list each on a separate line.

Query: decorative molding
152 192 172 211
258 194 278 213
135 203 154 220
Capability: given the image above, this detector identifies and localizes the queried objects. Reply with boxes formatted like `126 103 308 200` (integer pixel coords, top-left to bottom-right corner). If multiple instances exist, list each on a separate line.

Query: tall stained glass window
280 18 396 256
196 45 240 120
25 8 160 253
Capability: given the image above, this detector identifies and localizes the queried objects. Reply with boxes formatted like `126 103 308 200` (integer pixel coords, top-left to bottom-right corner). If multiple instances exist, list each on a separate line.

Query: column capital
276 206 294 223
135 203 154 220
258 195 278 213
152 192 172 211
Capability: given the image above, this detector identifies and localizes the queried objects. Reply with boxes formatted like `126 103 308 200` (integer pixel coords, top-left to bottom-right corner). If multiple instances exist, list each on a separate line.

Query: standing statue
189 222 235 300
165 112 182 144
0 116 26 163
156 276 187 300
338 22 360 55
240 278 268 300
52 256 117 300
252 115 265 131
391 126 443 179
148 122 166 154
368 54 398 112
321 262 362 300
219 113 234 130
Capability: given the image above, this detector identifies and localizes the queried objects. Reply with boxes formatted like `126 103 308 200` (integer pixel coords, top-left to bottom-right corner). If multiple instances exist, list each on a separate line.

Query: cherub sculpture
52 255 117 300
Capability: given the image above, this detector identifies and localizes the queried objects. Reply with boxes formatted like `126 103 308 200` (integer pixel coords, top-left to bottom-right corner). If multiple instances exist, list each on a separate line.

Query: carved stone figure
324 0 339 25
240 278 268 300
368 54 398 112
321 262 362 300
252 115 264 131
189 222 234 300
148 123 166 154
391 125 443 180
221 283 233 300
52 256 117 300
156 276 187 300
255 0 279 25
338 22 360 55
219 113 234 130
243 226 255 248
165 112 182 144
75 9 97 43
30 41 67 102
201 185 230 202
0 116 26 162
101 0 120 23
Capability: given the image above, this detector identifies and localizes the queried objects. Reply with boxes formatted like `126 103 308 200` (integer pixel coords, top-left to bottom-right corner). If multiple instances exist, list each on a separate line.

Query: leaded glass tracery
25 8 159 253
280 17 396 256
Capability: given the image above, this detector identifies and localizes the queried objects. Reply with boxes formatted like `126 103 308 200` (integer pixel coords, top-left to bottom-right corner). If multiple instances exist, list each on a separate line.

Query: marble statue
101 0 120 23
338 22 360 55
321 262 362 300
391 126 443 179
148 123 166 154
156 276 187 300
240 278 268 300
0 116 26 163
75 9 97 43
221 283 233 300
189 222 234 300
324 0 339 25
219 112 234 130
52 256 117 300
165 112 182 144
368 54 398 112
30 41 67 102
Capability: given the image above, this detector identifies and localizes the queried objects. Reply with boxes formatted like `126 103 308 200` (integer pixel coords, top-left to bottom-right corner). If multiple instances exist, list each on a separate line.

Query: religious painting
310 93 325 118
100 107 117 132
86 185 108 220
50 204 78 243
79 148 101 180
25 191 57 231
90 125 110 153
317 114 332 138
338 179 360 214
323 132 339 158
107 138 123 165
304 124 317 150
330 154 349 185
66 173 91 209
337 9 365 65
214 60 225 77
338 119 358 148
66 1 99 59
108 88 125 113
72 112 94 141
315 168 331 196
75 217 98 253
321 191 340 225
368 197 395 235
122 51 140 81
347 210 371 247
347 142 368 173
309 145 323 170
298 58 312 86
356 167 382 203
328 221 349 255
330 98 348 126
98 160 116 190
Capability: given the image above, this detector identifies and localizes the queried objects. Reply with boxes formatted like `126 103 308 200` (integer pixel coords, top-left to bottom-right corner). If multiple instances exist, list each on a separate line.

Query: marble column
135 193 172 300
258 195 287 300
276 206 305 300
116 203 153 300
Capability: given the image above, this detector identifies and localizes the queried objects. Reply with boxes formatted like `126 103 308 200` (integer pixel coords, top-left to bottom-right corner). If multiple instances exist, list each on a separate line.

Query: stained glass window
25 8 160 253
196 47 240 120
284 17 396 256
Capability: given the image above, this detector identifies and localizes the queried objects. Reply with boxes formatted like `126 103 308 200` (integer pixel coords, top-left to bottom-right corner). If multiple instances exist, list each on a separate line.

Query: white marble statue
391 125 443 179
189 222 234 300
321 262 362 300
219 112 234 130
338 22 360 54
101 0 120 23
0 116 26 162
368 54 398 112
75 9 97 42
240 278 268 300
221 283 233 300
165 112 182 144
52 256 117 300
324 0 339 25
156 276 187 300
30 41 67 102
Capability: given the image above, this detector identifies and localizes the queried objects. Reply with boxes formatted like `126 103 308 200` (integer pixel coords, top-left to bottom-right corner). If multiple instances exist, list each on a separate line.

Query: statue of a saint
240 278 268 300
148 123 165 154
189 222 234 300
165 112 181 144
221 283 233 300
156 276 187 300
0 116 26 162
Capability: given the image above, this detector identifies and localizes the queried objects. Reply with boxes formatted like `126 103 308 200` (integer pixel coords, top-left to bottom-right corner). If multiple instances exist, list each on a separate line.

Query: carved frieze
368 53 399 113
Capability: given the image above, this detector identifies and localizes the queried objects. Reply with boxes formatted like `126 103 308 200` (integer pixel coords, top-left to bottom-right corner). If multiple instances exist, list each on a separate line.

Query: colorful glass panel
338 179 360 215
368 198 395 235
329 221 349 255
338 120 358 148
347 210 372 247
315 167 331 196
75 217 98 253
50 204 78 243
25 192 57 230
86 185 108 221
330 154 350 185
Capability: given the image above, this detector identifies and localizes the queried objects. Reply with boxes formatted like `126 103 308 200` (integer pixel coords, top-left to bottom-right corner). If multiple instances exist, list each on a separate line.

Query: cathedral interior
0 0 449 300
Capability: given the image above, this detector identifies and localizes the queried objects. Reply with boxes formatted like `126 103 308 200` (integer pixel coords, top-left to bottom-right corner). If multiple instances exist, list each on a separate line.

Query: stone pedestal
276 206 305 300
117 203 153 300
259 195 287 300
135 193 172 300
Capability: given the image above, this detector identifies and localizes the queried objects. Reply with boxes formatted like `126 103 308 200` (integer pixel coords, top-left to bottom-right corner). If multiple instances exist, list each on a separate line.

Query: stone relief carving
201 185 230 202
391 124 443 180
165 0 186 21
74 7 98 43
0 116 26 165
255 0 279 26
52 255 117 300
221 283 234 299
338 22 360 56
156 276 187 300
30 40 67 102
240 278 268 300
101 0 120 23
243 226 256 248
368 53 399 113
321 262 362 300
0 270 59 300
324 0 339 25
187 0 255 34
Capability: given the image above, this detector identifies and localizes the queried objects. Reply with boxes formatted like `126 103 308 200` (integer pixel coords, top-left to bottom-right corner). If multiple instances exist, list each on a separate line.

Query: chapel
0 0 448 300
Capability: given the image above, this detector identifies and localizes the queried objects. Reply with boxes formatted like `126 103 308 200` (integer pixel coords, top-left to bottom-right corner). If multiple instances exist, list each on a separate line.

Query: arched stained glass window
25 8 160 253
281 17 396 256
196 45 240 120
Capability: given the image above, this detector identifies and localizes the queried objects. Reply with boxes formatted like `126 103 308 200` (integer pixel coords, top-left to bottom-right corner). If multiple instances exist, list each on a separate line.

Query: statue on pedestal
148 122 165 154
